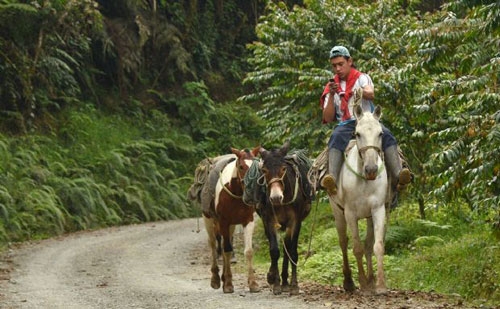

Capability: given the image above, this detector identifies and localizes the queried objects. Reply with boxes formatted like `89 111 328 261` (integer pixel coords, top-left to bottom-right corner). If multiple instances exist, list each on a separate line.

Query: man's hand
328 79 338 94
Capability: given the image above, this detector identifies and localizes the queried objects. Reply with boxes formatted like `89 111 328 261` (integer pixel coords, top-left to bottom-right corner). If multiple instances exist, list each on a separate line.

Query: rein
267 163 301 266
219 171 244 199
218 160 247 200
282 195 319 268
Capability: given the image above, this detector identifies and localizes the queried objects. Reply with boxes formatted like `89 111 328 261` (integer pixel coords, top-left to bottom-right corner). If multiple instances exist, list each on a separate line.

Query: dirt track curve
0 218 476 309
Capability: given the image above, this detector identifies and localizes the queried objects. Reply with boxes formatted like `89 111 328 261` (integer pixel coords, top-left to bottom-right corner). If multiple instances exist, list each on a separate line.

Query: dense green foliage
0 106 195 242
242 0 500 228
0 0 499 305
0 0 266 243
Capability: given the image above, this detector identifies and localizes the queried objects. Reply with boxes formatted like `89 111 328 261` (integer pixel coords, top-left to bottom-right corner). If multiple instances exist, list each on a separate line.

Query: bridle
258 163 300 206
345 144 385 179
219 158 248 200
357 145 383 160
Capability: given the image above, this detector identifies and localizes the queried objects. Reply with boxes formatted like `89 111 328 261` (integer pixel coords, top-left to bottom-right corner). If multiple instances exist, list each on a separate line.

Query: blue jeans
327 121 397 152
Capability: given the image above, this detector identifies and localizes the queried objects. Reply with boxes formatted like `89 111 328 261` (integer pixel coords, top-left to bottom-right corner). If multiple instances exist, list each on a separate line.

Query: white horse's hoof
375 287 388 295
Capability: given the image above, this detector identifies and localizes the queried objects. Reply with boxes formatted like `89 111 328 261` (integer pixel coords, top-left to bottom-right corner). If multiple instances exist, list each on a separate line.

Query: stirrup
390 191 399 210
397 168 412 191
321 174 337 196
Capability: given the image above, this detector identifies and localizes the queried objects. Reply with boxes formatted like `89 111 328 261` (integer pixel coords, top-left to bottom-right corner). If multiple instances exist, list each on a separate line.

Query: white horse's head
354 105 383 181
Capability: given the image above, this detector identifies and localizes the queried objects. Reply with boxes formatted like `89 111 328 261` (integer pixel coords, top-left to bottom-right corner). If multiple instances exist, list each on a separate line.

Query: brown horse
201 146 260 293
257 141 312 295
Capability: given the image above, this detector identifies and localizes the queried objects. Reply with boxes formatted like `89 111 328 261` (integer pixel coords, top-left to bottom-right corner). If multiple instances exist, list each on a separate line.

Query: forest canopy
0 0 498 256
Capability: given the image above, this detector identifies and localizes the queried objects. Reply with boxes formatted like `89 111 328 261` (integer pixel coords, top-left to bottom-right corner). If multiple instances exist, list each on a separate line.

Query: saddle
187 157 213 203
243 150 313 206
285 150 313 203
307 143 410 197
187 154 236 217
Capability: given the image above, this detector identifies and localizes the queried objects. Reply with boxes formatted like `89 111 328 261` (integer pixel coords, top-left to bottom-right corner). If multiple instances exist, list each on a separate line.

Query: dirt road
0 218 471 308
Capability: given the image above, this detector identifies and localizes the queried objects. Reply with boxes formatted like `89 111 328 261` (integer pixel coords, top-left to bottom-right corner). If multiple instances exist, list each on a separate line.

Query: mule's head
259 140 290 206
354 105 384 181
230 145 260 184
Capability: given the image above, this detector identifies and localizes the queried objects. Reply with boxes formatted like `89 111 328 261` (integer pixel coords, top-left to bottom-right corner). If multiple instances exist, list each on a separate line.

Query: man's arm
362 84 374 100
322 93 336 123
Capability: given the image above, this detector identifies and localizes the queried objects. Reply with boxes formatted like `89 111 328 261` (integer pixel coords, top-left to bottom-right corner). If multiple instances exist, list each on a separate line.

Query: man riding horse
318 45 411 203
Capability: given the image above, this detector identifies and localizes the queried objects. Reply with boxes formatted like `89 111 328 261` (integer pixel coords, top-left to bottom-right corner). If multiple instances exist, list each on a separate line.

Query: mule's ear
259 146 268 158
354 105 364 119
373 105 382 120
280 140 290 155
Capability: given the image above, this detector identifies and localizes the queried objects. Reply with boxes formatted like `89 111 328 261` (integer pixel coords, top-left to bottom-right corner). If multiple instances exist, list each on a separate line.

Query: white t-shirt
323 73 374 125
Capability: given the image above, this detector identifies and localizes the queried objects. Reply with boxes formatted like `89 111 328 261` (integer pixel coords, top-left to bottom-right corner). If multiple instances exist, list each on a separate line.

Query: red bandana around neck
320 68 362 122
335 68 361 120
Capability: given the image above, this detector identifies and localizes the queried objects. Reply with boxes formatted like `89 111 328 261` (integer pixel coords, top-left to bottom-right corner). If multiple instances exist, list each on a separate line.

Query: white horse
329 105 391 295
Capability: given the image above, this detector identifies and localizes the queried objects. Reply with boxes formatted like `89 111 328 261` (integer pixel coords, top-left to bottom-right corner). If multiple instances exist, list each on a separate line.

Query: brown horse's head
230 146 260 188
259 140 291 206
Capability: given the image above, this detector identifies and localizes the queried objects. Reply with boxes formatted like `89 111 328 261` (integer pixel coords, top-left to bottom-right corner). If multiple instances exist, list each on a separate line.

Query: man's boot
384 145 412 191
320 148 344 196
384 145 412 208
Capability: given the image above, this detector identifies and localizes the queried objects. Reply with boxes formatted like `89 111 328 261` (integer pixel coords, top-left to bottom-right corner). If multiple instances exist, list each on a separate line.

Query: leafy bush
389 231 500 305
0 105 198 247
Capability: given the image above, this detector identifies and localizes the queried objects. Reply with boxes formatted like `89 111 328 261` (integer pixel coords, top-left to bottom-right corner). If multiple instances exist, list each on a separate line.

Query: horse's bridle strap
268 166 300 206
345 146 385 179
219 171 243 199
358 145 382 156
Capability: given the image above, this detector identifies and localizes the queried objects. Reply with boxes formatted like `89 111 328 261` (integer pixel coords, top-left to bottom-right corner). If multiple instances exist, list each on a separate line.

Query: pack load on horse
326 105 392 295
188 153 237 260
244 140 312 295
187 146 261 294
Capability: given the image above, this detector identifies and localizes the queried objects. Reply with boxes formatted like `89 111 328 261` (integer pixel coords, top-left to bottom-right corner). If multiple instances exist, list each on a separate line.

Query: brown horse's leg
364 218 376 291
372 207 388 295
288 222 301 295
203 216 220 289
221 251 234 293
264 218 281 295
280 231 290 293
220 222 234 293
216 234 222 261
333 204 356 292
243 220 260 293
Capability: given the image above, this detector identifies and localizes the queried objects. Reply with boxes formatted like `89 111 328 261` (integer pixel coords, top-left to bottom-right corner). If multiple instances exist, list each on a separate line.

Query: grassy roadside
230 196 499 307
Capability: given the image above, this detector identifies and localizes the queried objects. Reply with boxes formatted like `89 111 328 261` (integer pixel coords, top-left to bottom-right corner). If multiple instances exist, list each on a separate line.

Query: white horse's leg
346 210 368 291
332 203 356 292
372 206 388 294
364 218 375 290
203 215 220 289
243 220 260 292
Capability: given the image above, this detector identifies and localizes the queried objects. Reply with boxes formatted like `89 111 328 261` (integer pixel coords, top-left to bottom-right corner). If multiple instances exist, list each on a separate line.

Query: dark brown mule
201 146 260 293
257 141 312 295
